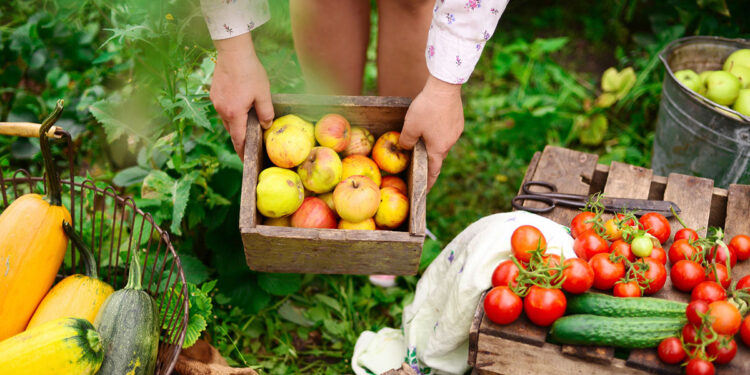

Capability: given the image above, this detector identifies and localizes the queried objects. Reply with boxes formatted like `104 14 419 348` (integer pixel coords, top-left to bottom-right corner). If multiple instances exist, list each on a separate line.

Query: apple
297 147 343 193
381 175 407 195
256 167 305 218
699 70 715 87
342 126 375 157
723 49 750 71
291 197 337 229
333 175 380 222
318 192 336 214
315 114 351 152
264 114 315 147
341 155 382 186
372 131 410 174
263 216 291 227
338 218 376 230
266 119 314 168
705 71 741 106
374 186 409 229
734 89 750 116
674 69 703 94
727 64 750 89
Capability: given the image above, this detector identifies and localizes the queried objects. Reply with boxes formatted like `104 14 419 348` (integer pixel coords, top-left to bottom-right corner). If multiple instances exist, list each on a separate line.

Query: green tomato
631 236 654 258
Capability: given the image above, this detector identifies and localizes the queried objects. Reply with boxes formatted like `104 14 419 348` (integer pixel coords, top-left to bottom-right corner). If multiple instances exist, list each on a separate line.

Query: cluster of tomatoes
570 209 670 297
484 225 595 327
657 275 750 375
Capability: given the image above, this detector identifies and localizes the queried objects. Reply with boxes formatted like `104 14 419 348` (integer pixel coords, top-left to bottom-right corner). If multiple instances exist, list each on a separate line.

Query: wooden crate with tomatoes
239 94 428 275
468 146 750 375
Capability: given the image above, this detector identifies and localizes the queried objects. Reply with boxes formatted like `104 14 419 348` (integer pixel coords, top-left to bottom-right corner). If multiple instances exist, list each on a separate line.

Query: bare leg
376 0 433 97
290 0 371 95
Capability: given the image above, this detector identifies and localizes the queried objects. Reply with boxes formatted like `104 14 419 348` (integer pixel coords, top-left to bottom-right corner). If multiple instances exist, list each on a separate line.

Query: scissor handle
512 194 555 213
522 181 557 195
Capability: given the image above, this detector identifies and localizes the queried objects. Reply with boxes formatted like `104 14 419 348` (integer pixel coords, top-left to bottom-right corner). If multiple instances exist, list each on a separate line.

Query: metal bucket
652 36 750 187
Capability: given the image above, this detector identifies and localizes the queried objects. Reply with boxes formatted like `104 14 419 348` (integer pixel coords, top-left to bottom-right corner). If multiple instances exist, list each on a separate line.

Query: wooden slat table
468 145 750 375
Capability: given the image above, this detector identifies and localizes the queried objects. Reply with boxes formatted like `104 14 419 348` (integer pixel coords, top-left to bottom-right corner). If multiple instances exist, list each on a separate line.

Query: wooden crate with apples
468 146 750 375
239 94 427 275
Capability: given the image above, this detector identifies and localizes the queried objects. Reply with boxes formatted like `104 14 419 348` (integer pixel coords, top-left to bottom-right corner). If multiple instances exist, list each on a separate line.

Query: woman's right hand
210 33 274 159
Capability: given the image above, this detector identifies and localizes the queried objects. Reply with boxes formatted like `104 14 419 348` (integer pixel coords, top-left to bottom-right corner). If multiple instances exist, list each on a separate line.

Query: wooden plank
517 152 541 197
474 334 648 375
408 140 427 236
663 173 714 239
239 109 263 230
627 349 680 374
478 313 547 348
560 345 614 365
468 291 488 367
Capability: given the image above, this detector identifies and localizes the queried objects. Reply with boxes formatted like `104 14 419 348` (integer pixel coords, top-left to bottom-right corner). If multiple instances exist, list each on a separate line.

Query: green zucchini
94 255 159 375
549 314 686 348
566 292 686 318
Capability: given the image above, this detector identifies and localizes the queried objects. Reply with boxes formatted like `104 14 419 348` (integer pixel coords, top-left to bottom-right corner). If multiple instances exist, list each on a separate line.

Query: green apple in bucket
705 71 741 106
723 49 750 71
674 69 704 94
734 89 750 117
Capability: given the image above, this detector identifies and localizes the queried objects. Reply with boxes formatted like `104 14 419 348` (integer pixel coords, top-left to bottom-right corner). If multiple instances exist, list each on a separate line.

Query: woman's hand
398 75 464 191
210 33 274 159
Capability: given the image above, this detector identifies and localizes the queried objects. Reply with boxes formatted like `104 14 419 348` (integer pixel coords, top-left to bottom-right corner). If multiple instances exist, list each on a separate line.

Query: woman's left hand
398 75 465 191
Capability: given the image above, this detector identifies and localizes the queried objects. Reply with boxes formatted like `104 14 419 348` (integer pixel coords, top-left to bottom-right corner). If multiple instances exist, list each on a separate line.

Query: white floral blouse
200 0 508 84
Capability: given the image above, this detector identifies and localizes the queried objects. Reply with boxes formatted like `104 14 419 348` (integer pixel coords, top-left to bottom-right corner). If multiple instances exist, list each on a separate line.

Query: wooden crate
468 145 750 375
239 94 428 275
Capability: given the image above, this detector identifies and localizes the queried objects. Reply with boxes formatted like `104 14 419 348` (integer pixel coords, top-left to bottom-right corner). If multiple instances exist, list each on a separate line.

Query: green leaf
179 254 210 285
170 172 197 235
113 166 150 187
184 314 207 348
594 93 618 108
258 273 302 296
141 170 174 200
278 300 315 327
90 100 128 143
314 294 342 313
576 114 609 146
697 0 730 17
219 275 271 314
173 94 212 130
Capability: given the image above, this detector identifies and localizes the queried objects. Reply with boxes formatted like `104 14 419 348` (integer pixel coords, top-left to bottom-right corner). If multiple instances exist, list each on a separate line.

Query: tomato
709 244 737 268
741 316 750 347
657 337 686 365
574 229 609 261
685 358 715 375
511 225 547 262
483 286 523 325
708 301 742 336
670 260 706 292
729 234 750 261
589 253 626 290
706 337 737 365
690 281 726 303
543 254 561 278
523 286 566 327
561 258 594 294
682 324 701 345
570 211 596 239
668 239 698 264
614 281 641 297
686 300 710 326
674 228 699 242
706 263 730 289
631 235 654 258
636 257 667 295
611 240 635 262
737 274 750 291
649 247 667 265
639 212 671 244
604 215 626 241
491 260 523 288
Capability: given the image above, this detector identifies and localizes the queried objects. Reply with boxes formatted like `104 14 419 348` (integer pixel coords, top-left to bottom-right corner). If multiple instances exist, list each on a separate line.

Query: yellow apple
314 113 351 152
381 175 407 195
266 119 314 168
341 155 382 187
297 147 343 193
256 167 305 218
374 186 409 229
263 216 291 227
338 218 376 230
333 175 380 222
291 197 337 229
372 131 410 174
342 126 375 157
318 192 337 216
264 114 315 147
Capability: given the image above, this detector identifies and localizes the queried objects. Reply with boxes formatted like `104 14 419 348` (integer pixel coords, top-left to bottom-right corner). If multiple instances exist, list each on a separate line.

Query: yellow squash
0 317 104 375
0 101 71 340
27 222 114 328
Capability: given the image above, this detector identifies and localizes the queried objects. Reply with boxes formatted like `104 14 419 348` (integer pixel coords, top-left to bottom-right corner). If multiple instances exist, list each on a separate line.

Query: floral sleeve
426 0 508 84
200 0 270 40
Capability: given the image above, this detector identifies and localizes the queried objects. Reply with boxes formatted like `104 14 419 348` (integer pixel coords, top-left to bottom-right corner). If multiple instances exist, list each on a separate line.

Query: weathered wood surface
240 95 427 275
0 122 61 138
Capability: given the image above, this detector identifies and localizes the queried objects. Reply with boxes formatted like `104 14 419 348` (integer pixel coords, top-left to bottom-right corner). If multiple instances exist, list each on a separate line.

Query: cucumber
566 292 686 318
549 314 686 348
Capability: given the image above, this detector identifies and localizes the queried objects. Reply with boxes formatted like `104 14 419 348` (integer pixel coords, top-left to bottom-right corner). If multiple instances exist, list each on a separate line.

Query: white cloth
351 211 576 375
199 0 508 84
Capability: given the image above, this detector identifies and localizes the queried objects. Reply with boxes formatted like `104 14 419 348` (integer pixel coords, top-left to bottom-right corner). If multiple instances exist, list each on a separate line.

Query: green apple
674 69 703 94
699 70 715 86
727 64 750 89
723 49 750 71
705 71 742 106
734 89 750 116
256 167 305 218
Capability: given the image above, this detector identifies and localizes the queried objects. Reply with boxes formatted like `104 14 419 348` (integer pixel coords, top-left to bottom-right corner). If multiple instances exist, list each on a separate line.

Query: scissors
512 181 681 217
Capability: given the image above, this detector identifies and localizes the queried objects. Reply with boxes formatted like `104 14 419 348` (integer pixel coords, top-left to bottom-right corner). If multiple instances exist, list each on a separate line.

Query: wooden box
468 145 750 375
239 94 427 275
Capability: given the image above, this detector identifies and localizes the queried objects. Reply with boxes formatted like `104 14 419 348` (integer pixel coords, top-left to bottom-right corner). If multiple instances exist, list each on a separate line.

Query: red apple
342 155 382 187
374 186 409 229
372 131 410 174
314 114 351 152
333 175 380 222
290 197 337 229
381 175 407 195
